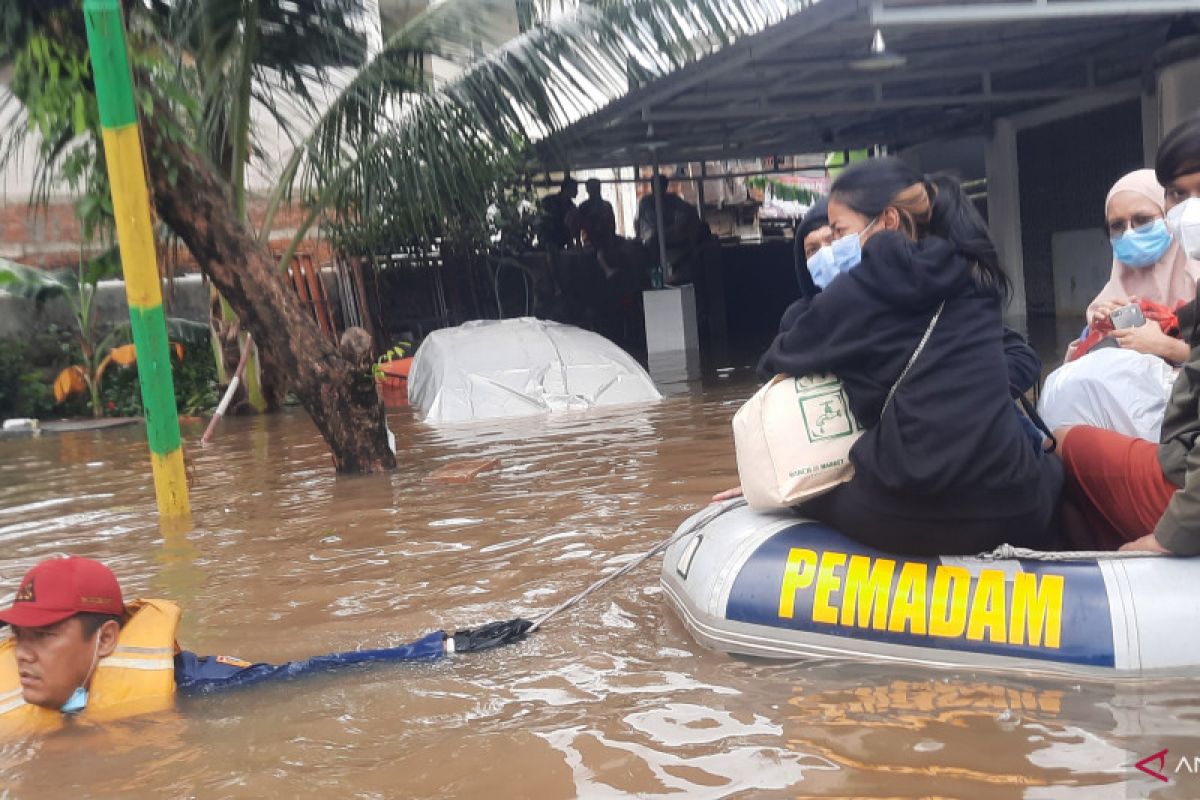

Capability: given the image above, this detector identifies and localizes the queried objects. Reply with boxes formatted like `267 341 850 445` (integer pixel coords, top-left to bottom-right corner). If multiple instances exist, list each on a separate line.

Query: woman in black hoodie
758 159 1062 555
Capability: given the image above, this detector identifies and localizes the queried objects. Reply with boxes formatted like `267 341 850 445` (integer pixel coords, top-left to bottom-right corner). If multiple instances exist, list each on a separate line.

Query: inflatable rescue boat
661 502 1197 676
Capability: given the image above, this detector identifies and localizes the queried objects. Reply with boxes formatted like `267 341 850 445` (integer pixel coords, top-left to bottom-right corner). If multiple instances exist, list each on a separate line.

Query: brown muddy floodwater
2 376 1200 799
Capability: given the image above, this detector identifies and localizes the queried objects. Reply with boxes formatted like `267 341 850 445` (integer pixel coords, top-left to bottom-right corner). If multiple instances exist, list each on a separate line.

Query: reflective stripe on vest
0 599 181 738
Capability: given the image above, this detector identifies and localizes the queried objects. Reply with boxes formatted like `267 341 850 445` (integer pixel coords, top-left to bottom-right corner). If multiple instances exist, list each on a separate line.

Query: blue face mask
1112 219 1172 269
61 633 102 715
825 217 878 281
61 686 89 714
807 245 838 289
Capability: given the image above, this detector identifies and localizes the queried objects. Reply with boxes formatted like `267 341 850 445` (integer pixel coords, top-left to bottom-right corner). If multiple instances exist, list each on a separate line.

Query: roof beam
870 0 1200 26
625 0 862 121
644 88 1095 123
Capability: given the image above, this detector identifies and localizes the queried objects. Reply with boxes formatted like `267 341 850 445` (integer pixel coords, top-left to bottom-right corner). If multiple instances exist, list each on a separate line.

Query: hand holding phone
1109 304 1146 330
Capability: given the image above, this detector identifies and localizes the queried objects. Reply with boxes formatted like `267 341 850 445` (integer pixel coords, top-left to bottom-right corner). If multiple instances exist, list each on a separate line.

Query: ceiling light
850 29 907 72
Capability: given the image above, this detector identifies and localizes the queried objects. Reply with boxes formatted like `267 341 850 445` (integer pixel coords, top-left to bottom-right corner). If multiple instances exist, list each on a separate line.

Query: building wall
0 197 333 271
1016 99 1144 317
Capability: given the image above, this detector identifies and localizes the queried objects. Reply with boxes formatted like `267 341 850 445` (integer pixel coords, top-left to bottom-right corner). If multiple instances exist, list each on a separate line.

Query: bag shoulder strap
881 300 945 416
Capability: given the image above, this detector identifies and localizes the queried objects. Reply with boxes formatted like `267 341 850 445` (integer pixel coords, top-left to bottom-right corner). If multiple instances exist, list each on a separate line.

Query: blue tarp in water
174 631 447 693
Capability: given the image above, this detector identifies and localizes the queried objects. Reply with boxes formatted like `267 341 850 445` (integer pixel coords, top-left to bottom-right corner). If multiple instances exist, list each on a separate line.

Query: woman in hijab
1039 169 1200 442
1078 168 1200 361
1054 114 1200 553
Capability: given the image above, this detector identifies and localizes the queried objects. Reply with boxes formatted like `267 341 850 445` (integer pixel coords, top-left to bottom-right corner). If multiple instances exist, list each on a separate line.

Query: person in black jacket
792 197 831 300
757 159 1062 555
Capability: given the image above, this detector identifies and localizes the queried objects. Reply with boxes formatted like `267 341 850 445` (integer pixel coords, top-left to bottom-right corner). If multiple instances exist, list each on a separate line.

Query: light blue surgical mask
1111 218 1172 268
826 217 879 279
61 633 102 715
807 245 838 289
61 686 89 714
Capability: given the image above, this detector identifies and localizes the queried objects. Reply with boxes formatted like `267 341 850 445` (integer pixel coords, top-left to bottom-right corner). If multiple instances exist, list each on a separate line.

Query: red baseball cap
0 557 124 628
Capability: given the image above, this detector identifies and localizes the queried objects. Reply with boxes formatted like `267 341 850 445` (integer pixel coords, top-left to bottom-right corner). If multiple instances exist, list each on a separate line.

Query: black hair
76 612 122 638
560 177 577 191
830 157 1011 300
585 177 602 192
796 196 830 244
1156 113 1200 186
653 174 670 192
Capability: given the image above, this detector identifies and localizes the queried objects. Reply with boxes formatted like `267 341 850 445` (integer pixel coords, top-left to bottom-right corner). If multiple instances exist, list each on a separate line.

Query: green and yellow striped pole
84 0 190 519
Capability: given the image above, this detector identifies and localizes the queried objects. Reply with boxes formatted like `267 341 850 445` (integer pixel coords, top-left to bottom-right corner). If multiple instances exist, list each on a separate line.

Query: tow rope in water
526 498 747 633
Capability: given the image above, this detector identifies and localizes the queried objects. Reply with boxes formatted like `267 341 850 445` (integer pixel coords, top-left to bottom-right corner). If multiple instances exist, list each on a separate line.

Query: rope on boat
527 498 748 633
975 543 1165 561
525 497 1163 636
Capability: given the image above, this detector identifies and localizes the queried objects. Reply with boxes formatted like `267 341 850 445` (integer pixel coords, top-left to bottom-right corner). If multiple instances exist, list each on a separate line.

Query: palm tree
1 0 796 471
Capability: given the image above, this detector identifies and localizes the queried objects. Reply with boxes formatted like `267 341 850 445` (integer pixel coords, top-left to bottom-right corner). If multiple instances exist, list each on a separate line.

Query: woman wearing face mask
1057 114 1200 553
754 158 1062 556
1068 169 1199 361
1038 170 1200 442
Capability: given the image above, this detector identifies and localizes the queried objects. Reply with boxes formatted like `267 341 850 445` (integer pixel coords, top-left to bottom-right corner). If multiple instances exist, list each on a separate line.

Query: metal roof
535 0 1200 170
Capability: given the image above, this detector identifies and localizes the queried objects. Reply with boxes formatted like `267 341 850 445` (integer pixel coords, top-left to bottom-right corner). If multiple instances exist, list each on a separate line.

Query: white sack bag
733 374 863 510
1038 347 1177 443
732 301 944 511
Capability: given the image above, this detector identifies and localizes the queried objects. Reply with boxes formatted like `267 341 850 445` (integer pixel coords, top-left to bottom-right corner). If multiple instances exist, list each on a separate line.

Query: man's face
12 617 97 708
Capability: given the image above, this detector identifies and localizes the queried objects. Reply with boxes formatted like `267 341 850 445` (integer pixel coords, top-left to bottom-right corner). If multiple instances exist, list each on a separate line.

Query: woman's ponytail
927 174 1012 301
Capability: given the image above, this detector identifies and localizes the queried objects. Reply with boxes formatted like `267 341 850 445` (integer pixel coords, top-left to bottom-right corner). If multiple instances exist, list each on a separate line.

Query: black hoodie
759 231 1048 511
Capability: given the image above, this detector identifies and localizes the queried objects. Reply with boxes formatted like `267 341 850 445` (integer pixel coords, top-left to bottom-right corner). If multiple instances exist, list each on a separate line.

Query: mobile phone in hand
1110 304 1146 329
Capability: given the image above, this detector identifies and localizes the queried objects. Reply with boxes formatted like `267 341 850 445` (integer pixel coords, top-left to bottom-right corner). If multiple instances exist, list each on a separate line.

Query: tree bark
141 101 396 473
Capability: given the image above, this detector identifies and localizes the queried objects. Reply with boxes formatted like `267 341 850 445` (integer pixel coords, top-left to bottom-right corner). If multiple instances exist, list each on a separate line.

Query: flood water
2 375 1200 799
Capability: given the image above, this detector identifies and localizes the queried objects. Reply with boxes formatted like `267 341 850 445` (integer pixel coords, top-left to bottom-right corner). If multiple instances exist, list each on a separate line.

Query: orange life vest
0 599 180 738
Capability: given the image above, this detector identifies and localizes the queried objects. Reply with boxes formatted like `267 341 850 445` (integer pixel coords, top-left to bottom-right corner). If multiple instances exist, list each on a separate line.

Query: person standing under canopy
575 178 617 249
636 174 704 285
539 177 579 251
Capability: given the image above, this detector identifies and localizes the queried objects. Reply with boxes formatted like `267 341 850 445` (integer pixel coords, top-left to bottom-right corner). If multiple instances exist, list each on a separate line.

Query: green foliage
371 341 413 380
0 327 173 420
745 175 821 206
0 326 80 419
301 0 801 261
1 8 112 244
0 340 56 419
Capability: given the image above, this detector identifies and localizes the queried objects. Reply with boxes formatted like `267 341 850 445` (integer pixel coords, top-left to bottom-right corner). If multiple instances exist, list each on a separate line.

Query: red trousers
1060 426 1180 549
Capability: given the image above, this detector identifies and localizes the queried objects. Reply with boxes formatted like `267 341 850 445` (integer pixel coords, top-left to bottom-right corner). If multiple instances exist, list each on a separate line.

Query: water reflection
0 384 1197 798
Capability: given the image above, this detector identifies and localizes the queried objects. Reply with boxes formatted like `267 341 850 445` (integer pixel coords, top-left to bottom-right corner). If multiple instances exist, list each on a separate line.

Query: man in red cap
0 556 127 713
1 556 530 732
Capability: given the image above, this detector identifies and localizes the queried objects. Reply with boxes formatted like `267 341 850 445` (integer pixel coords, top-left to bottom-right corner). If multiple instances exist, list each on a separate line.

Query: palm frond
294 0 801 250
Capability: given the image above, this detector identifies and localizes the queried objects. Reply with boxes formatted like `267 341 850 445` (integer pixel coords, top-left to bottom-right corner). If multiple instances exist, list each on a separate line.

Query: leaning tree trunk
141 101 396 473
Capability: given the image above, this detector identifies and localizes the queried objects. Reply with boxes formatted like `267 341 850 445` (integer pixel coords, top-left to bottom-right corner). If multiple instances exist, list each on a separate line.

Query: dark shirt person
576 178 617 247
540 178 579 250
636 175 703 284
0 556 528 737
757 159 1062 556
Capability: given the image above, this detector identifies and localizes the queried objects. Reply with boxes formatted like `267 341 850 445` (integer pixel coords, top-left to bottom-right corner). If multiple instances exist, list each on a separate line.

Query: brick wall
1016 100 1144 316
0 195 333 270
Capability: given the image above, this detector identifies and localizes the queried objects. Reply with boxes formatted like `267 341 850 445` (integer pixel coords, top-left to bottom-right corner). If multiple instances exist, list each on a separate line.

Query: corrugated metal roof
536 0 1198 169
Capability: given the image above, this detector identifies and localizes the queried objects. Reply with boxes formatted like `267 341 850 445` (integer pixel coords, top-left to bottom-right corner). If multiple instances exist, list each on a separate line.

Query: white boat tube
661 503 1200 677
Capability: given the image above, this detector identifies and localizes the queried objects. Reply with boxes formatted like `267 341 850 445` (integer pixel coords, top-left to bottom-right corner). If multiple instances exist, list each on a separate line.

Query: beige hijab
1087 169 1200 320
